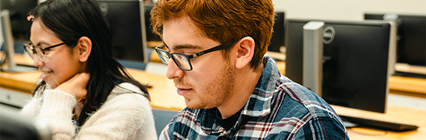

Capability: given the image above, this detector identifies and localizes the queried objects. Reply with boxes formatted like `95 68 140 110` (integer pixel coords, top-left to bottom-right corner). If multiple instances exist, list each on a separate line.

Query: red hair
150 0 275 69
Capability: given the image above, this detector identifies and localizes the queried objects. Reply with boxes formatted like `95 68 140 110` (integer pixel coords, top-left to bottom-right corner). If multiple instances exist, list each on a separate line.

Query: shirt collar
240 55 281 117
195 55 281 132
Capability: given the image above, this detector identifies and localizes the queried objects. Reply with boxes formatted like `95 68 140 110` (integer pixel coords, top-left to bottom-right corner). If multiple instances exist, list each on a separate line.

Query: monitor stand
383 13 399 76
302 21 324 96
1 10 37 73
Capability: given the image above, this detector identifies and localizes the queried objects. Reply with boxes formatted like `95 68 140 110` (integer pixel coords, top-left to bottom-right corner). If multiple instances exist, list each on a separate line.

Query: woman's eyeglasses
23 42 66 62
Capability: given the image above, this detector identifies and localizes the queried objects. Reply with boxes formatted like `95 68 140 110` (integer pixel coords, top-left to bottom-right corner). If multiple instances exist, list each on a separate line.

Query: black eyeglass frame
154 41 235 71
23 42 66 60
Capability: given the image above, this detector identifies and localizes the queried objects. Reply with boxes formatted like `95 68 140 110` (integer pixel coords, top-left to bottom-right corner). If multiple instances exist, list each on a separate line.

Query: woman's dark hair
30 0 149 125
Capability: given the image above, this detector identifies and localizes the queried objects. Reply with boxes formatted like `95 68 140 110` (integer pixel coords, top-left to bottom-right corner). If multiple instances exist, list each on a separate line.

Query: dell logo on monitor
322 26 335 44
99 2 108 16
8 0 16 5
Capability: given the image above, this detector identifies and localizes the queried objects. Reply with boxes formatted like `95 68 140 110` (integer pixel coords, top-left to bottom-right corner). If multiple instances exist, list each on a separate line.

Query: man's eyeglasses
154 41 235 71
23 42 66 62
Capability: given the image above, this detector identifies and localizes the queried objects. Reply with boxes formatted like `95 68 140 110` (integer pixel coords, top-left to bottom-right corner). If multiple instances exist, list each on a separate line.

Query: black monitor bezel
285 19 391 113
96 0 148 63
365 13 426 67
0 0 38 41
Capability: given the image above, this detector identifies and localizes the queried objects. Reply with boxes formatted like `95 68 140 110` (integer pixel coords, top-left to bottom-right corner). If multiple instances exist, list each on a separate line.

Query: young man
151 0 350 139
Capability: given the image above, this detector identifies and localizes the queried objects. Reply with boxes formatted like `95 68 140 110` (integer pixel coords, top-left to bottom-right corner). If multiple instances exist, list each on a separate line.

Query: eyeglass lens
23 44 47 61
157 50 170 65
156 48 192 70
173 54 191 70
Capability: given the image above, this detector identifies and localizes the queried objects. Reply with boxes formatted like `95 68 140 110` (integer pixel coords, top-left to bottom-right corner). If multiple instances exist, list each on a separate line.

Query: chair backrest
152 109 178 137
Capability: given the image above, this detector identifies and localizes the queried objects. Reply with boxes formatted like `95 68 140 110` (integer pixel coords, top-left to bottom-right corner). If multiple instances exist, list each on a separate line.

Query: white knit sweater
20 83 157 140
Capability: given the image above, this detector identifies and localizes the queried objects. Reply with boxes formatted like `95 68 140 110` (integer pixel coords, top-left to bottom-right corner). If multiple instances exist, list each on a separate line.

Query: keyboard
393 71 426 79
339 115 419 132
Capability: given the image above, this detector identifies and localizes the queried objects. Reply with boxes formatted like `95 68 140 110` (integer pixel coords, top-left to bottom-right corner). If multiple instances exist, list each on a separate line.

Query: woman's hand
56 73 90 100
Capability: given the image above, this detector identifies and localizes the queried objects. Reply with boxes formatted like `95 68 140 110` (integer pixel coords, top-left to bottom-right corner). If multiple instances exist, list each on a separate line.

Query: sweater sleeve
20 96 43 116
74 93 157 140
20 89 45 116
38 89 77 140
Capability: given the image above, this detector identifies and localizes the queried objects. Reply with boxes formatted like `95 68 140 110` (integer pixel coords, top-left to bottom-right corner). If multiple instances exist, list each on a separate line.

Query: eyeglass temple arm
192 41 235 58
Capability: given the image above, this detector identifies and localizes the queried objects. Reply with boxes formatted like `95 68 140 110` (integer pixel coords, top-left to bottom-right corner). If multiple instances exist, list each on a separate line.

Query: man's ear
235 36 255 69
77 36 92 62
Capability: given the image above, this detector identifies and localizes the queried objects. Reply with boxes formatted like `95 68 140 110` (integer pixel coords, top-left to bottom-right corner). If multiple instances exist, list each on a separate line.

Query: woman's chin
45 81 59 89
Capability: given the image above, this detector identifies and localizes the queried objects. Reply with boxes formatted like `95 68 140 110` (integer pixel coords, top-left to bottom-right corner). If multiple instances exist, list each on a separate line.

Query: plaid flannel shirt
159 55 350 140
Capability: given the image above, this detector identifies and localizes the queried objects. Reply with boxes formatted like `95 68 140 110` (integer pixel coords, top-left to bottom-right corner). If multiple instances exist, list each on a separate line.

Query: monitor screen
365 13 426 67
0 106 52 140
285 19 391 113
97 0 148 63
1 0 38 41
268 11 285 52
144 4 162 43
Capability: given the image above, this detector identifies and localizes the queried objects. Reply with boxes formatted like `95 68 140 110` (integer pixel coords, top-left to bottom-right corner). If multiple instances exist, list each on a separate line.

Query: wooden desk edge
389 76 426 94
0 77 35 92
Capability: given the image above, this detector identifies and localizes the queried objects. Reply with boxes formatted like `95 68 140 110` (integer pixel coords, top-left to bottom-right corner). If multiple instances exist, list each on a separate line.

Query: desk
332 105 426 140
1 54 426 139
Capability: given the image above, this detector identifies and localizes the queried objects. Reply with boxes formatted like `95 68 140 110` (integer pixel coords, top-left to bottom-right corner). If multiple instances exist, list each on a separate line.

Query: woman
20 0 157 139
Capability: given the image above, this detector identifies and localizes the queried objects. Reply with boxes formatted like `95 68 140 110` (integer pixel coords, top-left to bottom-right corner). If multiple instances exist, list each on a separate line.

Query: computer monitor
365 13 426 78
0 106 52 140
1 0 38 41
285 19 391 113
268 11 285 53
144 4 162 43
97 0 148 63
1 9 37 72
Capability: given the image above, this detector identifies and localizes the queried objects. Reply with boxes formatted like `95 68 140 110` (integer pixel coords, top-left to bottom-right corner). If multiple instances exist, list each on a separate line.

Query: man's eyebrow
163 42 202 51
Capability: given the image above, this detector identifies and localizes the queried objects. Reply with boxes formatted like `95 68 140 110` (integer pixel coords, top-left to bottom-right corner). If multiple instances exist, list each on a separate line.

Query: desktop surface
332 105 426 140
